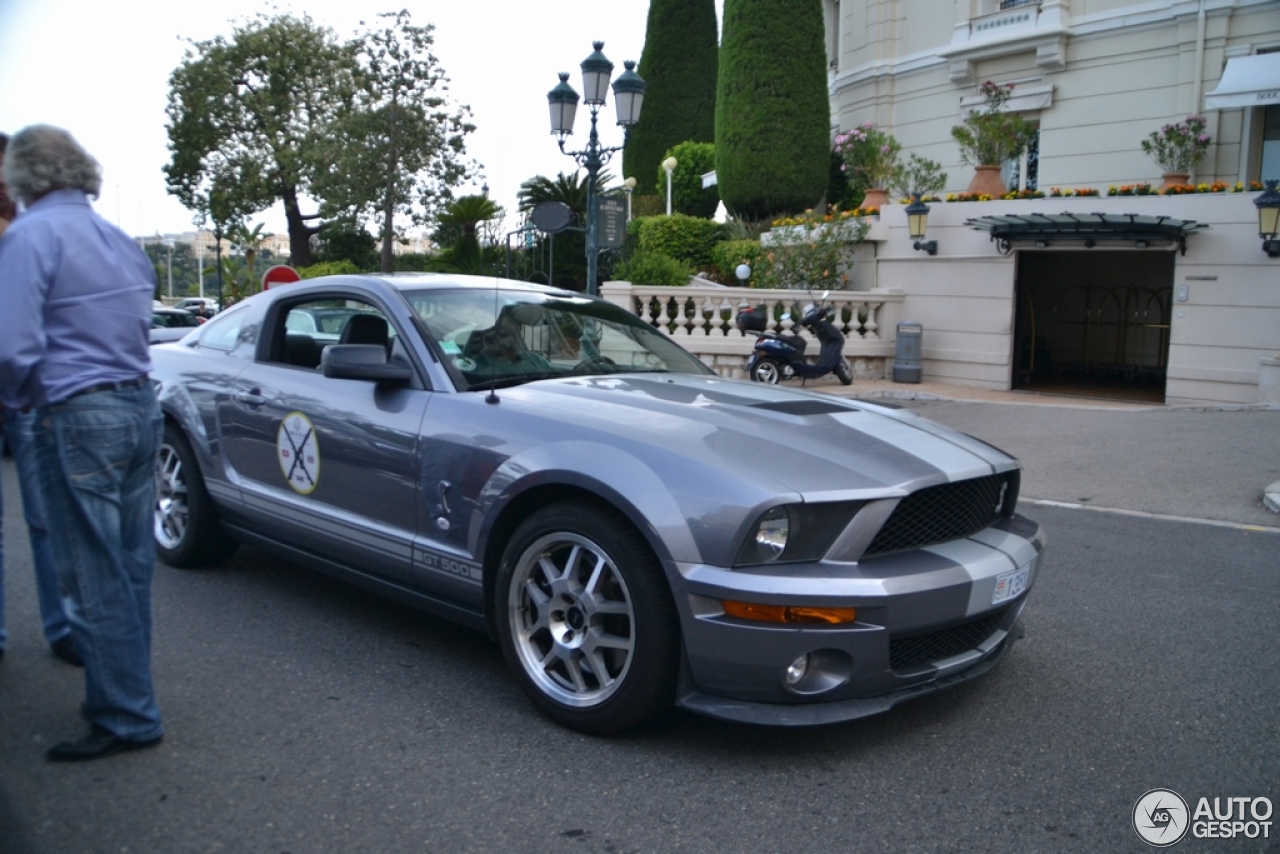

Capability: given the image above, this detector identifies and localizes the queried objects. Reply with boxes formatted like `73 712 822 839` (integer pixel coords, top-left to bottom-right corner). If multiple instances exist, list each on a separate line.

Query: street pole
197 236 204 298
547 44 646 297
164 240 174 299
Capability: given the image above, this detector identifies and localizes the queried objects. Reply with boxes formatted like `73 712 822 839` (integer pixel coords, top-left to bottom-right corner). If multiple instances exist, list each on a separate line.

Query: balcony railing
600 282 903 372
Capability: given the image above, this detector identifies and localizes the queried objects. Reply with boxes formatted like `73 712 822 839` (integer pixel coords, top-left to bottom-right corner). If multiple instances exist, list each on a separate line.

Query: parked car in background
149 274 1046 733
174 297 219 319
150 307 202 344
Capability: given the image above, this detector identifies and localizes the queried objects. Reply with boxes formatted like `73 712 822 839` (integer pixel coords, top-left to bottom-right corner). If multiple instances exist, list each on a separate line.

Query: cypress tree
622 0 718 194
716 0 830 221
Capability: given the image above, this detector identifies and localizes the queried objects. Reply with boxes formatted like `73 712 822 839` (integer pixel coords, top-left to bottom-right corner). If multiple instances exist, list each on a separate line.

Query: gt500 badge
278 412 320 494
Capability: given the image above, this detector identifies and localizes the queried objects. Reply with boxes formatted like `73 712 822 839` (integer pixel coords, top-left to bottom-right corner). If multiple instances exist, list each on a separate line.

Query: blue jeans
33 384 164 741
0 407 72 650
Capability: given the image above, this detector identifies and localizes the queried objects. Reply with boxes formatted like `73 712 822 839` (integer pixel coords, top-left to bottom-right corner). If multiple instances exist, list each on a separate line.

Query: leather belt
66 375 151 400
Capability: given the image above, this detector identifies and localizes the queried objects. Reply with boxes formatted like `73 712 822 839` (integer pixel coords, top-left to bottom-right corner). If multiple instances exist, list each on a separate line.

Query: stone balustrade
601 281 904 380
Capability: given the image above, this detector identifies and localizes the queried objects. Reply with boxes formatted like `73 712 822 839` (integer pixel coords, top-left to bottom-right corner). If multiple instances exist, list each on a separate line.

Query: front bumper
669 513 1045 725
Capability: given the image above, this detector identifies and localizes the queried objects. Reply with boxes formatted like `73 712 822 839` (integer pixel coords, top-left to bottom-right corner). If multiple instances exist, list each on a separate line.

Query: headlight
752 507 790 562
734 501 863 567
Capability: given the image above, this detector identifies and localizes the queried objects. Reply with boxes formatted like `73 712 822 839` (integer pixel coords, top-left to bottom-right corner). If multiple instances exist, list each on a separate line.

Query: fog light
786 655 809 685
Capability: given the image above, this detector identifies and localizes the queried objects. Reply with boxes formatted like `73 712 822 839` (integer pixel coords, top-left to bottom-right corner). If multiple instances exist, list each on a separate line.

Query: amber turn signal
722 600 857 625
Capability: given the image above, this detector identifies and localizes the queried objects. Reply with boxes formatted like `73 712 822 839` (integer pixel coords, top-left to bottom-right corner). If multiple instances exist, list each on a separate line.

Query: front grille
864 472 1016 557
890 606 1011 670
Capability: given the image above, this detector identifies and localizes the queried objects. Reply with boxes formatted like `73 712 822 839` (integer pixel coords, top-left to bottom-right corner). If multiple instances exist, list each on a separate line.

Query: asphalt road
1 405 1277 853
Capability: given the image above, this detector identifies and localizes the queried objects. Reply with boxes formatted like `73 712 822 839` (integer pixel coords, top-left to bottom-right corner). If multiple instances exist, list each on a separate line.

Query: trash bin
893 321 923 383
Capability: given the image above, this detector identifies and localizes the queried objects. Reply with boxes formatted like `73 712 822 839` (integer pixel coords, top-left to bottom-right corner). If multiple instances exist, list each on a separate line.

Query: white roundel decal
277 412 320 494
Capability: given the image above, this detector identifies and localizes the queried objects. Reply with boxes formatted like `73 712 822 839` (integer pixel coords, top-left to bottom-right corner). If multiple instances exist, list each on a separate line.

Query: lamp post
905 195 938 255
662 156 678 216
1254 179 1280 258
623 176 636 222
163 238 175 298
547 42 646 296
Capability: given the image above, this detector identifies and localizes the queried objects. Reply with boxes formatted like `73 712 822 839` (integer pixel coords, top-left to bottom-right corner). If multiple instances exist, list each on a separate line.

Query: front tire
155 422 238 567
750 358 783 384
496 501 679 734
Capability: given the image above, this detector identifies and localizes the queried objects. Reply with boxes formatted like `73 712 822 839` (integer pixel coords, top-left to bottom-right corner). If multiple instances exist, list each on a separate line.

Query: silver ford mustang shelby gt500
151 274 1045 733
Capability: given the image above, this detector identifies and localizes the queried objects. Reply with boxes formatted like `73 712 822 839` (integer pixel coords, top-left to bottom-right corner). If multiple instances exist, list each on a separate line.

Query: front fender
472 441 699 568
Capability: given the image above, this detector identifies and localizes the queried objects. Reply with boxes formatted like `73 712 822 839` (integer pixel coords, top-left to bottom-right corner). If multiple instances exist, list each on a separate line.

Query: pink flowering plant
1141 115 1211 174
834 123 902 189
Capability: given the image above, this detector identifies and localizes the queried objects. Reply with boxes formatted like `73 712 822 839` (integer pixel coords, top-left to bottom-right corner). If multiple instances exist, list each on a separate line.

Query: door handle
234 388 265 407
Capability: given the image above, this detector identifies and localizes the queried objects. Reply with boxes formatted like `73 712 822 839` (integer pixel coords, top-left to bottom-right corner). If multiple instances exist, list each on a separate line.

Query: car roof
301 272 581 298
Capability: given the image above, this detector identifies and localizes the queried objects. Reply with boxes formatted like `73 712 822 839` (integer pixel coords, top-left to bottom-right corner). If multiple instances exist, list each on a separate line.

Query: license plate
992 566 1029 605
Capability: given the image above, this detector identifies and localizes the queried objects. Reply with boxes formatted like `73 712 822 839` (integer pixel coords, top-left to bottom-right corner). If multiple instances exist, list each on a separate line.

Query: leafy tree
716 0 830 222
313 10 477 272
658 141 718 218
165 13 359 267
314 219 378 270
622 0 718 192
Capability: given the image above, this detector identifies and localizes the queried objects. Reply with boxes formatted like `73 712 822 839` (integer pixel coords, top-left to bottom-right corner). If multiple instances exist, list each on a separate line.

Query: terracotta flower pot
966 166 1006 198
861 188 890 210
1159 173 1190 193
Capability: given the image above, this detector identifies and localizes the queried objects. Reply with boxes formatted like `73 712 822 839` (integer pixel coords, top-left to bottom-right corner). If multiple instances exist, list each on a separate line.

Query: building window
1005 126 1040 191
824 0 840 71
1262 105 1280 183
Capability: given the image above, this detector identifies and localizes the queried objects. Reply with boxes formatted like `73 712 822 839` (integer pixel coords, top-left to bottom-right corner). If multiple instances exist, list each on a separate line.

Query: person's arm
0 230 52 409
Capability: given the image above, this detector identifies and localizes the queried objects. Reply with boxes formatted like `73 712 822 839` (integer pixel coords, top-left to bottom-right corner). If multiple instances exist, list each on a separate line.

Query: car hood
499 374 1016 499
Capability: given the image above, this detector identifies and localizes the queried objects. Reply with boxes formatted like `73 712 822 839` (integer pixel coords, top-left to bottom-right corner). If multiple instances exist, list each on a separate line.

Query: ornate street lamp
905 195 937 255
547 42 646 295
1254 179 1280 258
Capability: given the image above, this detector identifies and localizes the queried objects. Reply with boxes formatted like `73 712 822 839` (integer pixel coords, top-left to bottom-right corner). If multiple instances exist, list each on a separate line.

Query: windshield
402 288 712 391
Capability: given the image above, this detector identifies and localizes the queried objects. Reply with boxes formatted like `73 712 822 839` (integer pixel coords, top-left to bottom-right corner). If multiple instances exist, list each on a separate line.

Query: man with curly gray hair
0 124 164 762
0 130 82 672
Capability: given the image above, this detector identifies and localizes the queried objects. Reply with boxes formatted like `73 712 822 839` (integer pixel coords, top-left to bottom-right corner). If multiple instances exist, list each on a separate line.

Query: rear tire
496 501 679 734
750 358 783 384
835 358 853 385
154 422 238 567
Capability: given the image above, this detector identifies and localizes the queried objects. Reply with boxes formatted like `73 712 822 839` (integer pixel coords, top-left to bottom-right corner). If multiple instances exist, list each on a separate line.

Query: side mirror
321 344 412 385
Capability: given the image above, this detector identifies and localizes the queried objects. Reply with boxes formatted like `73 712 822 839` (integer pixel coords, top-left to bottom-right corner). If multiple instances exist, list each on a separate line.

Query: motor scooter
736 291 853 385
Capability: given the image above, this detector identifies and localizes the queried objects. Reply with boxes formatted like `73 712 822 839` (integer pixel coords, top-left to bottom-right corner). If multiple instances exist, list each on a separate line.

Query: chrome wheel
751 358 783 384
154 441 188 551
507 531 635 708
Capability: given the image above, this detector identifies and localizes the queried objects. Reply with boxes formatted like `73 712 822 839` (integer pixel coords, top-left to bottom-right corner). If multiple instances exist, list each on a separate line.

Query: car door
219 292 429 586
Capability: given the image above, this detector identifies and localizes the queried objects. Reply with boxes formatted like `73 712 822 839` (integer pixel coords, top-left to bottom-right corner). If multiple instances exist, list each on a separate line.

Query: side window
269 297 399 370
196 306 246 352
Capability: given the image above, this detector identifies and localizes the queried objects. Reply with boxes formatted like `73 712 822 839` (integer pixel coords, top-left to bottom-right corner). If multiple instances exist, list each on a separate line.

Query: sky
0 0 722 240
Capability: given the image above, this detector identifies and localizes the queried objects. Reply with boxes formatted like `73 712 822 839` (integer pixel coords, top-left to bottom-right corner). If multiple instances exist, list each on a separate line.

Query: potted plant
1141 115 1211 192
890 153 948 202
950 81 1037 197
834 123 901 210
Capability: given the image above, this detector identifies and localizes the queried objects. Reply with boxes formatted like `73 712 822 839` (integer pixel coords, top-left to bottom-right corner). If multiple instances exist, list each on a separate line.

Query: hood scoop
749 399 854 416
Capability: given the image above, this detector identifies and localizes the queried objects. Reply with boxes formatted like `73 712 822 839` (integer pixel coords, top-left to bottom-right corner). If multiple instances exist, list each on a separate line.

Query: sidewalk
803 376 1280 528
816 376 1277 411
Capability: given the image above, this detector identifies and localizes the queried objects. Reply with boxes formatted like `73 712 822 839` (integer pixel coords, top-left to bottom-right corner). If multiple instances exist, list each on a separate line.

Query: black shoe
50 636 83 667
46 725 162 762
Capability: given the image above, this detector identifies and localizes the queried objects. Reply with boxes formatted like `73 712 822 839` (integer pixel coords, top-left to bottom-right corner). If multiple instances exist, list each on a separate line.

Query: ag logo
277 412 320 494
1134 788 1190 847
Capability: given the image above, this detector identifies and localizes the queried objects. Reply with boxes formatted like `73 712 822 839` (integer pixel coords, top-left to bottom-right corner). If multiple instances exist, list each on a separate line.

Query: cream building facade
818 0 1280 406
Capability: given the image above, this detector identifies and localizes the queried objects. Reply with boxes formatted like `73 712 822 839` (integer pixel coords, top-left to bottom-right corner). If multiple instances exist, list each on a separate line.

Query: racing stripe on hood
829 410 997 483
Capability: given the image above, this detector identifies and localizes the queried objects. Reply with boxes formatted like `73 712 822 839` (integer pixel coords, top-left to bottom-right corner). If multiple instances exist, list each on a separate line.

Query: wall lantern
1254 179 1280 258
905 195 937 255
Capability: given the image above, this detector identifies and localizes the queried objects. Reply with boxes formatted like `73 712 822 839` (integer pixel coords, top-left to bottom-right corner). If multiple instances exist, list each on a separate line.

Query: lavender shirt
0 189 154 409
